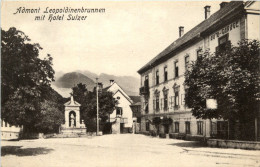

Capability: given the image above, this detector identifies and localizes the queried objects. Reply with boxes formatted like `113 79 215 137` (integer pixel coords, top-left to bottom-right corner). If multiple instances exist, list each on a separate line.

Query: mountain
98 73 139 95
75 70 139 95
52 71 139 97
54 72 96 91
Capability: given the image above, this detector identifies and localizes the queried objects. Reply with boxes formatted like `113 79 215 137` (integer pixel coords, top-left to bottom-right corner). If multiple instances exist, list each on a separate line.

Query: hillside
54 72 96 91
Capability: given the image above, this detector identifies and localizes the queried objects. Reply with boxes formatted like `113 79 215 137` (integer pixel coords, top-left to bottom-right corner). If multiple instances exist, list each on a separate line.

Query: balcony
139 86 149 95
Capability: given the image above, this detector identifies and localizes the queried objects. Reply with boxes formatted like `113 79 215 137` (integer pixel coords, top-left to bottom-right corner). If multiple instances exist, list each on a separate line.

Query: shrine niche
62 95 85 129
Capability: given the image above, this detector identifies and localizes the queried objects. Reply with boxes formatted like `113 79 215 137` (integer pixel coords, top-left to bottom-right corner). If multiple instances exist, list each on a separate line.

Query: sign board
206 99 217 109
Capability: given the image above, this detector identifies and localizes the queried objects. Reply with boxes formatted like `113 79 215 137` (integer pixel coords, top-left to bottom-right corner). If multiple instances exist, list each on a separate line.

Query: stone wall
207 139 260 150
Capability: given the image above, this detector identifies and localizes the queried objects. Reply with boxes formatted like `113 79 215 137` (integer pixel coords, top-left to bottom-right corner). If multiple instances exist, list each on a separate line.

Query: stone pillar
65 110 69 128
76 110 80 128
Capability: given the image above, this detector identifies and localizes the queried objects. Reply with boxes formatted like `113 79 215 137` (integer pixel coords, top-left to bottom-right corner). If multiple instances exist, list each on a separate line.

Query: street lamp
96 78 99 135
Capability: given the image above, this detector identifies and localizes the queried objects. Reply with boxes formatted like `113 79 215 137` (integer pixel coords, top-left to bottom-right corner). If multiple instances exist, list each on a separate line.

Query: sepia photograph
1 0 260 167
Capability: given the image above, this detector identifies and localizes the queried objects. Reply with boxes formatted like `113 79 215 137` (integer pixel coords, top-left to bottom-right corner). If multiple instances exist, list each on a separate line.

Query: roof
130 102 141 106
64 96 81 107
129 96 141 104
113 89 133 104
137 1 245 74
102 85 111 92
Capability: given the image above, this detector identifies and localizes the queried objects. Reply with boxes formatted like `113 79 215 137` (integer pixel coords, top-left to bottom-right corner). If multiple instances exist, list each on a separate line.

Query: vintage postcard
1 1 260 167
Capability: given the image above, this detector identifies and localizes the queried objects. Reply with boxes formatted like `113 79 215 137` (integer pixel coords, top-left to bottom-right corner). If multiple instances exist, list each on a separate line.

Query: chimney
110 80 114 85
204 5 211 19
220 2 228 9
179 26 184 38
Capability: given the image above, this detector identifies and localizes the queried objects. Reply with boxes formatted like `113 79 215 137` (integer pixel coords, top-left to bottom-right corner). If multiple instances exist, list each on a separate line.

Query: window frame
197 121 203 135
185 121 191 134
156 70 159 85
155 95 160 112
174 61 179 78
175 122 179 133
174 90 179 107
164 66 168 82
163 91 168 111
184 55 190 72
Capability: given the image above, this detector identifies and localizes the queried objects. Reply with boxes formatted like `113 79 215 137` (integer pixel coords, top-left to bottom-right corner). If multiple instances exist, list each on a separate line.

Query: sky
1 1 223 78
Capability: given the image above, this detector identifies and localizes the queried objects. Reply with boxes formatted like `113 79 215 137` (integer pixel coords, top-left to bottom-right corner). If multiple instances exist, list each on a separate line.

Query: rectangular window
216 34 230 52
185 122 190 134
156 96 159 111
175 122 179 133
164 92 168 111
144 75 149 88
174 91 179 107
164 66 168 81
160 98 163 110
5 121 8 127
145 102 148 113
170 96 174 108
146 121 150 131
197 49 202 58
174 61 179 78
197 121 203 135
185 55 190 72
116 107 123 115
219 34 228 45
156 70 159 85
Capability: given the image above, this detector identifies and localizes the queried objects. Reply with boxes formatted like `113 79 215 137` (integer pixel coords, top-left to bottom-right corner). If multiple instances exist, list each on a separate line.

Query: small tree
72 83 117 132
185 39 260 140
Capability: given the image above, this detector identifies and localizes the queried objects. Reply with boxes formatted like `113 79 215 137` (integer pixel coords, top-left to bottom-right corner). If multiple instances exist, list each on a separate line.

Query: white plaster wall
110 91 133 128
208 19 241 53
108 83 131 101
247 14 260 40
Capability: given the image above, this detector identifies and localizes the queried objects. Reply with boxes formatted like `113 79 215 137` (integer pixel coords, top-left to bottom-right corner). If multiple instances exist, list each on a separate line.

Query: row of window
143 33 231 88
145 121 203 135
152 49 202 86
153 94 185 112
143 86 185 113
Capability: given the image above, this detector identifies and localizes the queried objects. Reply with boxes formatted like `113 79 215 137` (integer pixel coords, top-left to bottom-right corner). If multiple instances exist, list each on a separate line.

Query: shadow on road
168 141 207 148
1 146 54 157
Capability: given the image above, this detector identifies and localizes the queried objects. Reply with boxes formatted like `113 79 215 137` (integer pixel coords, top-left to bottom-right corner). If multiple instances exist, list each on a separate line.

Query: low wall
1 131 21 140
207 139 260 150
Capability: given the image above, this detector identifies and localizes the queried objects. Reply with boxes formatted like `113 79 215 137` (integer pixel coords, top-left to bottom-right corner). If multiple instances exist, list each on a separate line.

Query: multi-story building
138 1 260 140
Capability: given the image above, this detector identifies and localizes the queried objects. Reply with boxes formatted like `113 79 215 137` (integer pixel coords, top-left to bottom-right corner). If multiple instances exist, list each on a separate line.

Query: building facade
106 80 134 134
137 1 260 140
1 119 23 140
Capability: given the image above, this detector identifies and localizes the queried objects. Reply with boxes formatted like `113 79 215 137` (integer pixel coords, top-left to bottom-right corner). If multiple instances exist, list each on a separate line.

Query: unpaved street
1 134 260 167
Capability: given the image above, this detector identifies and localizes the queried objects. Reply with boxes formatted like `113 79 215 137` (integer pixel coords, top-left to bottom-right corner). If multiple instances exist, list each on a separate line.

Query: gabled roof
137 1 245 74
114 89 133 104
64 96 81 107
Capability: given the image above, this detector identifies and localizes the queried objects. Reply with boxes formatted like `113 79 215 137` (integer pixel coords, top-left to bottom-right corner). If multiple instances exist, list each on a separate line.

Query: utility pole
96 78 99 135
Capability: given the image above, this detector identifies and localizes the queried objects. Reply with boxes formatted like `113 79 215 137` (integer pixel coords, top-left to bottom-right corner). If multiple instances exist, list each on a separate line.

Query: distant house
129 96 141 122
104 80 134 134
1 119 23 140
130 96 141 133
